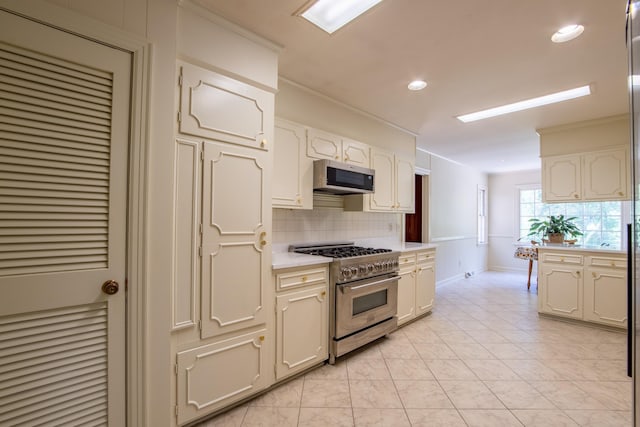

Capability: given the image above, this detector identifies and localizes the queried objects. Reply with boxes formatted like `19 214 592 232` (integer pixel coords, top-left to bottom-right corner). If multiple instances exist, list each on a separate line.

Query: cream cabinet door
369 148 395 211
395 155 415 213
306 128 342 160
176 329 269 425
201 141 272 339
416 262 436 316
178 62 274 151
539 265 583 319
582 148 629 200
275 285 328 380
396 267 416 325
273 119 312 209
584 267 627 328
542 155 581 202
342 138 370 167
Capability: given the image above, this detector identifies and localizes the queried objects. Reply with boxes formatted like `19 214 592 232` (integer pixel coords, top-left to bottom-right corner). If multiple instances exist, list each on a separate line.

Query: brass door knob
102 280 119 295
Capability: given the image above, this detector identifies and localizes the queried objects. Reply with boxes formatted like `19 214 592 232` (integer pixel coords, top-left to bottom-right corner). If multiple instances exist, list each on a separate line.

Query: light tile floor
195 271 632 426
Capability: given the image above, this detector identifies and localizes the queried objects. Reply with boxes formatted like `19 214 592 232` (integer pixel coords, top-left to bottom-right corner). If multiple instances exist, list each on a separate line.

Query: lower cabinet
397 249 436 326
584 256 628 328
274 266 329 380
537 249 627 328
175 328 270 425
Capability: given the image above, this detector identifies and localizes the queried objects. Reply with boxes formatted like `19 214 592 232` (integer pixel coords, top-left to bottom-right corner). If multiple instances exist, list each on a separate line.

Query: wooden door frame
0 2 151 425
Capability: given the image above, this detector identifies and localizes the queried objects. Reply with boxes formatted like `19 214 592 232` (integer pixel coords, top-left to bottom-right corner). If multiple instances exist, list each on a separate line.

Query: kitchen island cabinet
537 247 627 328
273 265 329 380
397 248 436 326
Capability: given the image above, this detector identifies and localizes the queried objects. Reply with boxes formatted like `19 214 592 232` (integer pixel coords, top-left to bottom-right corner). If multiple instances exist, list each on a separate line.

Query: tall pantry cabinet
172 60 274 425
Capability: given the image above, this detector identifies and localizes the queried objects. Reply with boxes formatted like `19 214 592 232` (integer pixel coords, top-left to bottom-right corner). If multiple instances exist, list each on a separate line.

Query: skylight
456 85 592 123
299 0 383 34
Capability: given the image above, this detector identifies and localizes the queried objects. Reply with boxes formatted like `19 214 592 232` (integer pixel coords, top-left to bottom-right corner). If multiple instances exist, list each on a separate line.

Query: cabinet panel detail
208 150 264 235
179 62 273 150
201 141 270 339
540 267 582 319
306 128 341 160
276 267 327 292
173 138 200 330
584 268 627 327
273 119 312 209
416 262 435 315
176 330 267 425
206 243 263 328
542 155 581 201
276 286 328 379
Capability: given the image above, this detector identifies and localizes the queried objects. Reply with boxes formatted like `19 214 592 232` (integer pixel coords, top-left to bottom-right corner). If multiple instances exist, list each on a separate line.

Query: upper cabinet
538 115 630 203
178 61 274 151
542 147 629 202
306 128 369 166
345 148 415 213
273 119 313 209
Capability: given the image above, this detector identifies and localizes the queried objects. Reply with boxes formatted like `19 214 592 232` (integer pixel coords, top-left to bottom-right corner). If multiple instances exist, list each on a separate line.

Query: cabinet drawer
417 250 436 264
399 253 416 268
276 267 327 292
589 256 627 270
541 252 583 265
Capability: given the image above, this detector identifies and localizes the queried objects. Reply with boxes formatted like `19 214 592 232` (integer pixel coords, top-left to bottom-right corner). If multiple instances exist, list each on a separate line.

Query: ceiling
193 0 629 173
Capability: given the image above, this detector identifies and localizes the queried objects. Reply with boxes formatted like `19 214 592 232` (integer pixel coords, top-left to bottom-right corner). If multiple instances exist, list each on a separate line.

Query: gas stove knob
373 262 381 272
341 267 352 279
366 263 374 273
382 260 389 270
359 265 367 275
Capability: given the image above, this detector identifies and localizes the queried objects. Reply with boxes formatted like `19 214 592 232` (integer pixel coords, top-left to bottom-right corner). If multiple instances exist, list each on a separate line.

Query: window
478 185 488 245
518 187 626 249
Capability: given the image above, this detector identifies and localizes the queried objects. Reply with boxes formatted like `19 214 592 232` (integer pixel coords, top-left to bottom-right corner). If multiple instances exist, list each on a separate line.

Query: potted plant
527 215 583 244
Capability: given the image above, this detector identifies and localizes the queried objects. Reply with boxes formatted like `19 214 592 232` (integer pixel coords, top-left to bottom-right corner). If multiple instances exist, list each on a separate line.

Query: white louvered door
0 11 130 426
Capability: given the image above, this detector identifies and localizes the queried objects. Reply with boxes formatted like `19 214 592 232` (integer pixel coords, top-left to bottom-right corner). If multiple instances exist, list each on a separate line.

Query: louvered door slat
0 383 107 426
0 64 112 101
0 355 105 391
0 45 112 86
0 303 108 426
0 82 111 115
2 123 110 147
3 90 112 121
35 402 108 427
1 137 110 158
0 55 112 94
0 182 107 195
1 342 107 375
4 98 110 127
1 145 110 166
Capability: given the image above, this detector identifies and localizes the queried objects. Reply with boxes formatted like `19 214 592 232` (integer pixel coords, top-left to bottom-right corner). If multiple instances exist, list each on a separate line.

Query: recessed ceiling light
456 85 592 123
551 24 584 43
299 0 384 34
408 80 427 91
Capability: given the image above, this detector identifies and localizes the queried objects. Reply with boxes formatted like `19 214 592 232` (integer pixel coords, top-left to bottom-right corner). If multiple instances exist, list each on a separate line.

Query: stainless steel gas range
290 242 400 364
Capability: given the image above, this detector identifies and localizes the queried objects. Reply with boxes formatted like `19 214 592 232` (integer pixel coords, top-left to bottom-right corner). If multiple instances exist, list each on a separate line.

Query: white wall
488 169 541 272
428 155 488 284
276 79 415 157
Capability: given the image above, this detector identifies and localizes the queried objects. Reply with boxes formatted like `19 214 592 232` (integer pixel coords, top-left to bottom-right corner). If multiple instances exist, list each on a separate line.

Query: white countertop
272 251 332 270
532 244 625 255
272 240 437 270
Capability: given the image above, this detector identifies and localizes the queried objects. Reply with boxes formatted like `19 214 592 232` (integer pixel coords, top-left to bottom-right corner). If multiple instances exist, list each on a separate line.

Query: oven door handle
339 275 399 294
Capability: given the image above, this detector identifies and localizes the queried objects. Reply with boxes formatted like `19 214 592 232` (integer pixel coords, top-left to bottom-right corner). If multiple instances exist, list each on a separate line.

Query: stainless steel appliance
290 242 399 364
313 159 375 195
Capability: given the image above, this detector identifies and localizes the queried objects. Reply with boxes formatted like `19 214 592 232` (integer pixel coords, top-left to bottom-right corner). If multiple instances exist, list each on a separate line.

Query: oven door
335 273 398 339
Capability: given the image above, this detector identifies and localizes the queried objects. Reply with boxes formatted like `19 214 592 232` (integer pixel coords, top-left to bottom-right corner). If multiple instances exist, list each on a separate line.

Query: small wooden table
514 246 538 289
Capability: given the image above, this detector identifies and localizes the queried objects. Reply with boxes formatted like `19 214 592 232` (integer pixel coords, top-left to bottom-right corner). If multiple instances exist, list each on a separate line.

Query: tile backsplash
273 208 402 245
